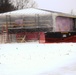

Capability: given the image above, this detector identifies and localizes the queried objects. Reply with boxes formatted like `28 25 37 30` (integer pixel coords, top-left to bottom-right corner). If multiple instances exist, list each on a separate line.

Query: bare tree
0 0 16 13
11 0 37 10
70 9 76 15
71 9 73 15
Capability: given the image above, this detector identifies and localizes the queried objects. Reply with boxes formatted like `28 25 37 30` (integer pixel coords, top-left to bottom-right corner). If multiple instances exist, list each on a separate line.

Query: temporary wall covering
56 16 74 32
0 8 53 32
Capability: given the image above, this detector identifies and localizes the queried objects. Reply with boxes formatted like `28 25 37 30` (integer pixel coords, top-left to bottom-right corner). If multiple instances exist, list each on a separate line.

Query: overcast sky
34 0 76 14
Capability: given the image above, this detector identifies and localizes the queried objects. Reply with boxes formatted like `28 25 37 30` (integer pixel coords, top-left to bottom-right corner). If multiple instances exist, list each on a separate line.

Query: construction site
0 8 53 43
0 8 76 43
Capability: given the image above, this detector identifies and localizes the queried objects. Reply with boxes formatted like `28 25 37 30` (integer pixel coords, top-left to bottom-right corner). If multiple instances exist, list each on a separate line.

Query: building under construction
0 8 76 43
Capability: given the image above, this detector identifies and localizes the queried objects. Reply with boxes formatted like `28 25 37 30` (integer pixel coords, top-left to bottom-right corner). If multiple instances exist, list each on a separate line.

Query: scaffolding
0 14 53 43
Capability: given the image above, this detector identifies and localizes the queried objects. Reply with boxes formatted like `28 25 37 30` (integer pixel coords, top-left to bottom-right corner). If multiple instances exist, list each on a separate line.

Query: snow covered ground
0 43 76 75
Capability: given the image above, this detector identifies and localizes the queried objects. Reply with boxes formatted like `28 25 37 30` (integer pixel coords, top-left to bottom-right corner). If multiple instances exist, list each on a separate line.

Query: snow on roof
0 8 52 16
0 8 76 18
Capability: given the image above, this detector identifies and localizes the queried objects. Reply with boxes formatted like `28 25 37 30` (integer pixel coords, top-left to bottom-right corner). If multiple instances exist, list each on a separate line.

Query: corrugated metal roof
0 8 51 16
0 8 76 18
35 8 76 18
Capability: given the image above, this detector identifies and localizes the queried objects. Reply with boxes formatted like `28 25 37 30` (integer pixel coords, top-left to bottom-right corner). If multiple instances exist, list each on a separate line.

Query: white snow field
0 43 76 75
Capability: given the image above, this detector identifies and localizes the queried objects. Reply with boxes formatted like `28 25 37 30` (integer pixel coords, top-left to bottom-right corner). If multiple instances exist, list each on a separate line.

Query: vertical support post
35 14 40 40
9 15 11 28
37 14 40 40
39 32 45 43
6 15 9 43
52 14 57 32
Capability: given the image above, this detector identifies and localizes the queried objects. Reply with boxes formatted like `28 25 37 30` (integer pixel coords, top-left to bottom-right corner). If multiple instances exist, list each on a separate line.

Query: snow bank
0 43 76 75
